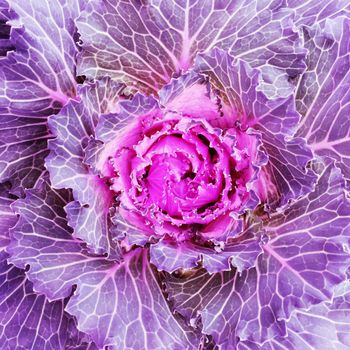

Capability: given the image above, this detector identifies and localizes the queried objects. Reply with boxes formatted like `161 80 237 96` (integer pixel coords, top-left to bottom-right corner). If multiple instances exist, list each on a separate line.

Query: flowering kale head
0 1 350 350
42 44 321 277
91 85 264 244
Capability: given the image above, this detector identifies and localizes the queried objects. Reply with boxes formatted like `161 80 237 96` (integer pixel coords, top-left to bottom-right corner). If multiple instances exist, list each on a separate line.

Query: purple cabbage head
92 89 264 244
0 0 350 349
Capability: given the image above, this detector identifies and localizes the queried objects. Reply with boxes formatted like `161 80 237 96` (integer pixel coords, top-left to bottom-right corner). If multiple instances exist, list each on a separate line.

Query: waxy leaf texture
0 0 82 196
0 251 96 350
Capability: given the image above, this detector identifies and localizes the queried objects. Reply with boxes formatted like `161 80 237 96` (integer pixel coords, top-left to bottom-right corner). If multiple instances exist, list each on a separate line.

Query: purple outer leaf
7 176 114 301
0 0 82 196
150 224 262 273
0 182 17 251
240 281 350 350
195 48 317 208
195 49 299 134
67 248 201 350
0 0 15 56
76 0 307 94
290 0 350 26
165 163 350 347
7 177 200 349
0 251 93 350
296 16 350 183
46 79 124 256
165 268 231 326
272 300 350 350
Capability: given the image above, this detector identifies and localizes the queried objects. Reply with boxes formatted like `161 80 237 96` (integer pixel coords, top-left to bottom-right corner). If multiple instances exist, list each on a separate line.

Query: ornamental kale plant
0 0 350 349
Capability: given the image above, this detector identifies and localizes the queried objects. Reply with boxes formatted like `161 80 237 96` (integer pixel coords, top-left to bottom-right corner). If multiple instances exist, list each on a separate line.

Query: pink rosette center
110 114 259 242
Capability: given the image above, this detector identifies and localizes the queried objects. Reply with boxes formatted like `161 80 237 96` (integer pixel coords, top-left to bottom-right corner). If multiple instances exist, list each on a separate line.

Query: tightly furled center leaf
110 115 258 241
